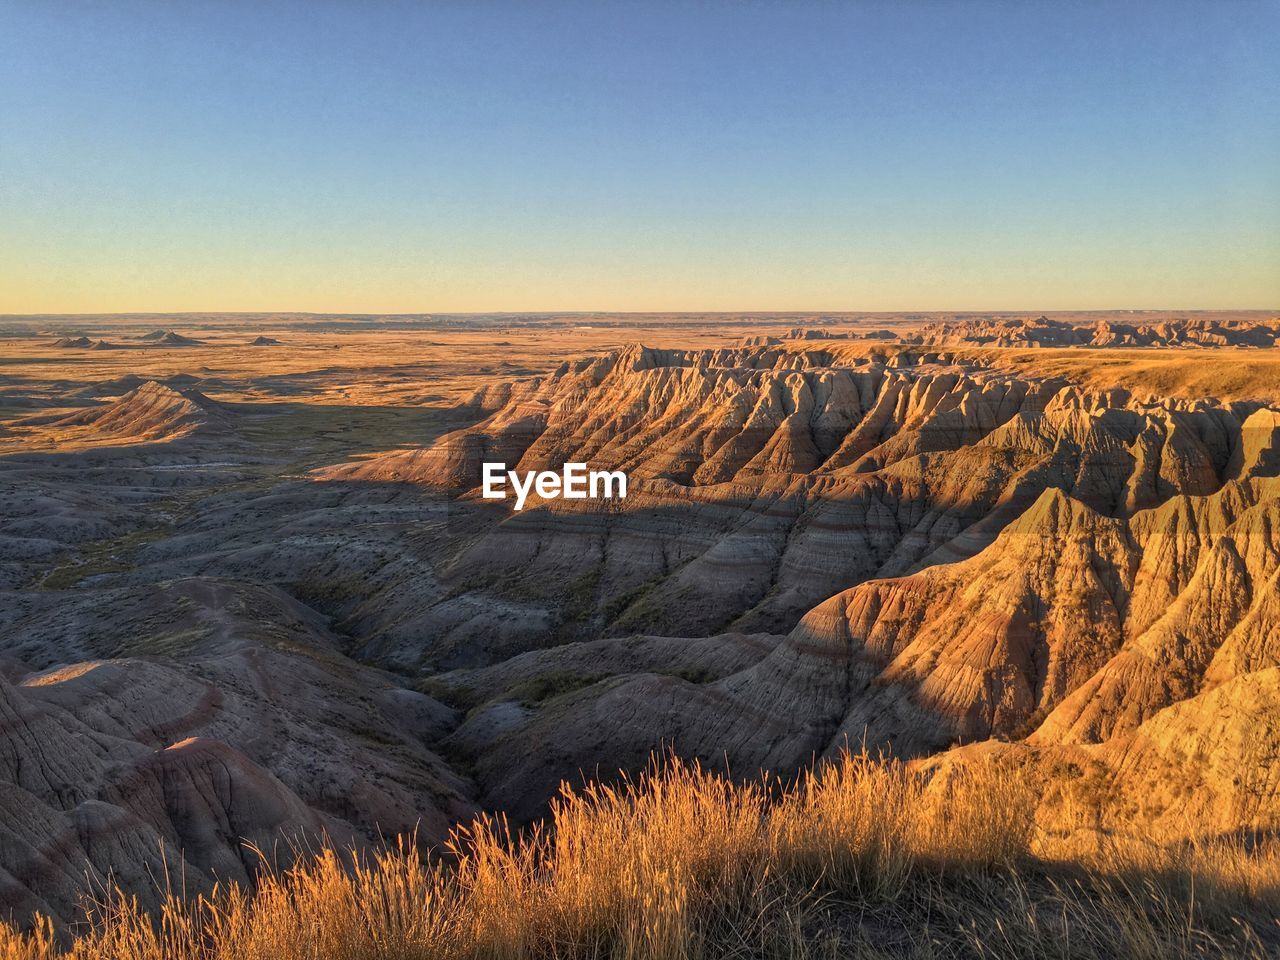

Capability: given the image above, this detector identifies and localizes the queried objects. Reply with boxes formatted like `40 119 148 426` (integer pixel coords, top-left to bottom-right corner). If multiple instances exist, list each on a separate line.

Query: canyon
0 311 1277 928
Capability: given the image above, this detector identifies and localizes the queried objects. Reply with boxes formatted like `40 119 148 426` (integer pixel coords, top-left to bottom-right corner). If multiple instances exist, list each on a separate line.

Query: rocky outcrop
139 330 205 346
317 344 1277 662
904 316 1280 349
1034 476 1280 744
17 382 230 445
0 578 474 923
435 472 1280 825
4 335 1279 927
0 668 334 923
1092 667 1280 834
308 346 1280 828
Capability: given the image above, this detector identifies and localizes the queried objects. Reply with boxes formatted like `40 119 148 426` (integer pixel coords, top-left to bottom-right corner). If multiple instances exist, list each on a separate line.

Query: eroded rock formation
2 336 1278 926
904 315 1280 348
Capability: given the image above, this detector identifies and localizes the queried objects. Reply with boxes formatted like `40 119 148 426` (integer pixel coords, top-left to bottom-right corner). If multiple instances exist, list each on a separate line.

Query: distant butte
140 329 206 346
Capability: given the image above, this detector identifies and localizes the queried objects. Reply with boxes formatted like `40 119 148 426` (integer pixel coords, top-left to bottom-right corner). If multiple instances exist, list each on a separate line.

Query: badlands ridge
0 313 1277 927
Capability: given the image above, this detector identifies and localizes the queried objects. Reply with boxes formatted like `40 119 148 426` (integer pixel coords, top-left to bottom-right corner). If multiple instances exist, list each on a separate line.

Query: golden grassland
811 342 1280 405
2 753 1276 960
0 322 761 412
10 317 1280 420
985 348 1280 405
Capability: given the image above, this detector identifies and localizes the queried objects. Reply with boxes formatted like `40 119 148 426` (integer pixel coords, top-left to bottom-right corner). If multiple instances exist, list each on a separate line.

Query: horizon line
4 307 1278 319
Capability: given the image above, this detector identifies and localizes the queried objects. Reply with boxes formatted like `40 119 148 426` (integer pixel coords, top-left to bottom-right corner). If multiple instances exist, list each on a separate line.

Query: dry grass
970 346 1280 404
1 752 1276 960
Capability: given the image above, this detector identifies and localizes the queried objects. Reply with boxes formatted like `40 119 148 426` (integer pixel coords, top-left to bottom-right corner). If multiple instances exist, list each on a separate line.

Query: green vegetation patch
505 670 609 707
39 524 176 590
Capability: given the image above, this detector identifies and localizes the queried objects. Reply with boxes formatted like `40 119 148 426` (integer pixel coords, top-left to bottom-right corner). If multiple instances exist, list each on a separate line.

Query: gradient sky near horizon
2 1 1278 313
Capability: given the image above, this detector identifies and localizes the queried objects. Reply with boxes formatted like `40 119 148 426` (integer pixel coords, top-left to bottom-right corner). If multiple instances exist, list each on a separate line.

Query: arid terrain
1 311 1278 956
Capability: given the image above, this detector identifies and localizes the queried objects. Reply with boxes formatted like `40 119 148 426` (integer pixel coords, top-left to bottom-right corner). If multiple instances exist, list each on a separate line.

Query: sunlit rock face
11 381 231 446
312 343 1280 831
3 325 1280 924
320 344 1279 666
904 315 1280 348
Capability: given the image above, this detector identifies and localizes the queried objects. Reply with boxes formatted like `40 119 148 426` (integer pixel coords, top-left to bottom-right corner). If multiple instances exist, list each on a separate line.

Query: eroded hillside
319 343 1279 660
311 341 1279 837
0 314 1277 927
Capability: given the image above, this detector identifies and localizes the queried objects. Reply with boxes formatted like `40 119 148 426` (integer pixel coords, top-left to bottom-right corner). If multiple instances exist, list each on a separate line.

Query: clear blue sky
1 0 1277 312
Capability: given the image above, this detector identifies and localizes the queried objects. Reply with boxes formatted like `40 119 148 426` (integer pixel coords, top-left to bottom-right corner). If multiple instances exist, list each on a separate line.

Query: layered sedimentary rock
16 382 230 445
3 336 1279 926
0 578 473 923
441 477 1280 830
319 344 1278 666
311 343 1280 831
905 315 1280 348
